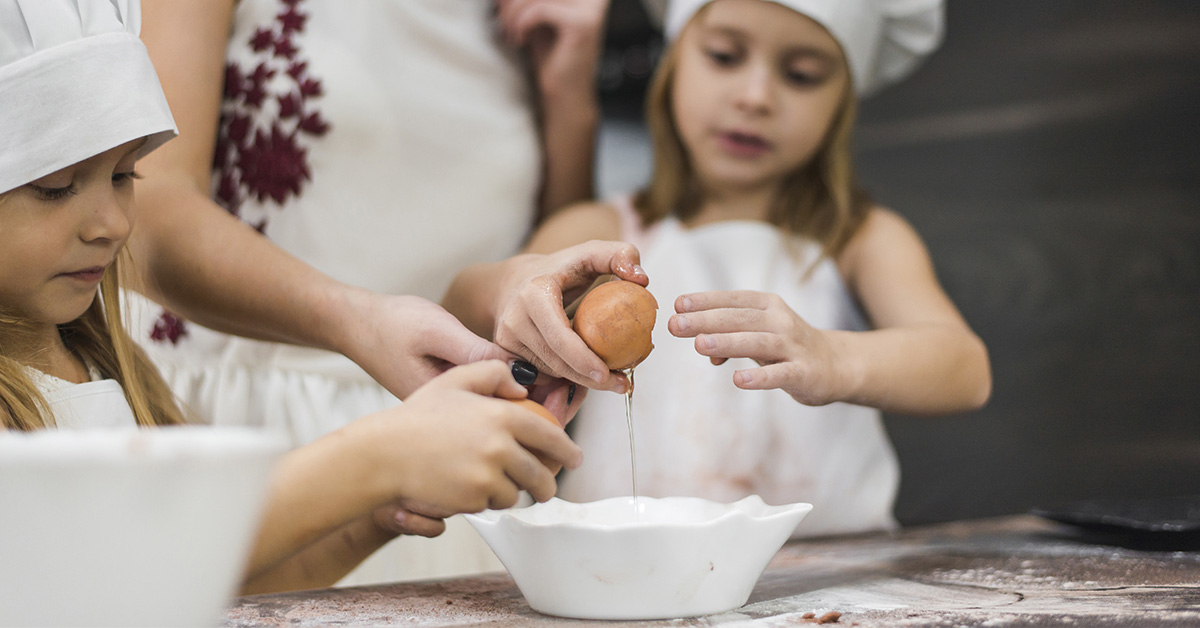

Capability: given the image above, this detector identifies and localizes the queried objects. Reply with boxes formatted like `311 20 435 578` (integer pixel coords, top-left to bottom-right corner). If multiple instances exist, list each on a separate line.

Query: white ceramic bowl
466 495 812 620
0 427 287 628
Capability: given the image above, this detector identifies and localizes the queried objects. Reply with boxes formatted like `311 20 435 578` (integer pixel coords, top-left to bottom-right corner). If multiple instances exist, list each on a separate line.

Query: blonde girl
0 0 581 593
450 0 991 536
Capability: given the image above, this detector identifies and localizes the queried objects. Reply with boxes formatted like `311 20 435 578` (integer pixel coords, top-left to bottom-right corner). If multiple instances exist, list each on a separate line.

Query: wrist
826 330 866 405
540 90 600 129
316 284 378 367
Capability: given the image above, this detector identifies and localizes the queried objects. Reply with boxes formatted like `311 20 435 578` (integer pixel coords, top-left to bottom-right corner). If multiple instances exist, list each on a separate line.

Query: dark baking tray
1031 495 1200 533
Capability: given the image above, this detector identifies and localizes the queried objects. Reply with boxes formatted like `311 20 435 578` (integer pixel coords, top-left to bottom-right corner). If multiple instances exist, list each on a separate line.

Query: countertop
223 515 1200 627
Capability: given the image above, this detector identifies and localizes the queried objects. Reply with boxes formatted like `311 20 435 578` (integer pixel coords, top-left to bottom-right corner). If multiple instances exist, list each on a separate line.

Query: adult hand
492 240 646 393
370 361 584 515
668 291 848 406
495 0 609 101
339 292 514 400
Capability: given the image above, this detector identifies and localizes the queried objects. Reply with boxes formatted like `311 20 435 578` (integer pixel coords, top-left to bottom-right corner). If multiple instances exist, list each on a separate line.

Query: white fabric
558 198 900 538
126 0 540 584
662 0 943 96
0 0 176 193
25 368 138 431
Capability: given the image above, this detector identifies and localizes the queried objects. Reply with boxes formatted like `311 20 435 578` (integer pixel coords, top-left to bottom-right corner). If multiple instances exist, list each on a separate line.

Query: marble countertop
223 515 1200 627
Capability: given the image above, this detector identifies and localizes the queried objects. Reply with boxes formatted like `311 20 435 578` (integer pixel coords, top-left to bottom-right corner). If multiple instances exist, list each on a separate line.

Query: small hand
492 240 646 393
669 290 846 406
375 360 584 515
370 502 446 539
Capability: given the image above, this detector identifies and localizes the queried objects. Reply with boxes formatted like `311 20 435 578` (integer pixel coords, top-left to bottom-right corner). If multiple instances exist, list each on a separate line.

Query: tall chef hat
662 0 944 96
0 0 177 193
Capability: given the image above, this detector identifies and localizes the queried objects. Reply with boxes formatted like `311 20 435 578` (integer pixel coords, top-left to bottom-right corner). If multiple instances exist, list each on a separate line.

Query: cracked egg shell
572 281 657 370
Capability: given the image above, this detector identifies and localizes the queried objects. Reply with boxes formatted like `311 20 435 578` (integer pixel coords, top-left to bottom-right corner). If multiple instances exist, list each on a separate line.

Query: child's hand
492 241 646 393
371 502 447 539
368 360 584 515
668 291 847 406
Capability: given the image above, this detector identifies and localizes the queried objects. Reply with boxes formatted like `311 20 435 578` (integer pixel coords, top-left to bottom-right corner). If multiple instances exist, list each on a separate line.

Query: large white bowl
0 427 287 627
466 495 812 620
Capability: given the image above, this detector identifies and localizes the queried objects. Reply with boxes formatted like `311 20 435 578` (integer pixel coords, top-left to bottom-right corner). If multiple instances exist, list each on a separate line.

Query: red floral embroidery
150 312 188 345
151 0 329 344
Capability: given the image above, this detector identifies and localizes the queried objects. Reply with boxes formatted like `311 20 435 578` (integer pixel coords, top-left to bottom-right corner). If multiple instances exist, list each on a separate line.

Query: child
451 0 991 536
0 0 581 593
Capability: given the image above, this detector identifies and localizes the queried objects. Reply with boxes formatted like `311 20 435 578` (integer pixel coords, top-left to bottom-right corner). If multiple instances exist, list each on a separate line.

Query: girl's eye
113 170 143 186
784 69 818 86
30 184 77 201
705 48 740 67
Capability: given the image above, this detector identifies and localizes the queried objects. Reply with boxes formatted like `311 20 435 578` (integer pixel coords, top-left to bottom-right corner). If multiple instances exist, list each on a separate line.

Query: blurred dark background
596 0 1200 525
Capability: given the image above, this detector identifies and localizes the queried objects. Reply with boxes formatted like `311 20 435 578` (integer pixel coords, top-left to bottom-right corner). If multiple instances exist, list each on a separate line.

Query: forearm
834 324 991 415
538 90 599 218
242 422 390 582
240 515 395 595
129 173 366 353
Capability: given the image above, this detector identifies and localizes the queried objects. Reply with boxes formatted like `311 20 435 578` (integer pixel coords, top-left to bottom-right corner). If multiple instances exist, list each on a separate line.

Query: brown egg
509 398 561 428
508 398 564 472
572 280 658 370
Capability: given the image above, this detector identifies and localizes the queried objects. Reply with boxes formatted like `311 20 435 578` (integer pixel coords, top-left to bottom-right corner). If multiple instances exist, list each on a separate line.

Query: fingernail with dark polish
510 360 539 386
567 383 577 406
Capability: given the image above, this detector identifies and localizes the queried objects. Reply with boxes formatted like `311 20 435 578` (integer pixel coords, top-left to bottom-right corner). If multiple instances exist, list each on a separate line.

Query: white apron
558 199 900 538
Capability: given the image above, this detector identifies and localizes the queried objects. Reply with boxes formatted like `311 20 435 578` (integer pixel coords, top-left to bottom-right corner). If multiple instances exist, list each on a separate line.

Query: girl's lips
60 267 106 283
716 131 771 158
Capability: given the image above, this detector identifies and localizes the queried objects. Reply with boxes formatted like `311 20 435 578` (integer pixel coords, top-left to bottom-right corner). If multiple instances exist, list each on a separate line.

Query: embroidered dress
557 198 901 537
126 0 538 583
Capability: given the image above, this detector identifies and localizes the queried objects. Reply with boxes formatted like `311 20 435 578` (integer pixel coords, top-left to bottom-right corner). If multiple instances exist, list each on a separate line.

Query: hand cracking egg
572 280 658 370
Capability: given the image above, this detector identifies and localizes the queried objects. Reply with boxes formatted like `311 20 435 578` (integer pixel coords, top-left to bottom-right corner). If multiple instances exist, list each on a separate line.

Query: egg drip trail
624 367 641 519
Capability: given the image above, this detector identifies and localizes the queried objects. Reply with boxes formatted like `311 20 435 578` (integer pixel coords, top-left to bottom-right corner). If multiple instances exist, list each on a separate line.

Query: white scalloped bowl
466 495 812 620
0 427 287 628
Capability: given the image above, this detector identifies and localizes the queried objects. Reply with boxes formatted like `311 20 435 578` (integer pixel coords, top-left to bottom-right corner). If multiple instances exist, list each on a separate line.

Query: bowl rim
466 495 813 532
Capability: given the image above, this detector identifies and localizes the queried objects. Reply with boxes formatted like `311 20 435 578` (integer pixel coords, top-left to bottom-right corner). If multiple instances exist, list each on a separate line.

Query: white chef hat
662 0 944 96
0 0 177 194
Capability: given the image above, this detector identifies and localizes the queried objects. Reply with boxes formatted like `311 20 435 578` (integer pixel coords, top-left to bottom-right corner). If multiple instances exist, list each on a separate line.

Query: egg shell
572 281 658 370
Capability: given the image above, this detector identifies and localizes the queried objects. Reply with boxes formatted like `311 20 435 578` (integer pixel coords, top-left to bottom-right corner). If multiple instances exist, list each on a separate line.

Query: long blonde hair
0 212 186 430
634 14 872 263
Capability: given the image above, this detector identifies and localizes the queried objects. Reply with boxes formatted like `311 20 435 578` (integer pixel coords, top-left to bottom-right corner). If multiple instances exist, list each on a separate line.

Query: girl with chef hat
452 0 992 536
0 0 582 593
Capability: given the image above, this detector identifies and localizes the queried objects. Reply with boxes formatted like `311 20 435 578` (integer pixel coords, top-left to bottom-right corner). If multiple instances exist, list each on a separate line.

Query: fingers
692 331 790 363
510 406 583 471
424 314 516 367
525 296 623 391
421 360 527 400
670 307 775 338
373 503 448 538
675 290 771 313
496 0 607 48
392 510 447 539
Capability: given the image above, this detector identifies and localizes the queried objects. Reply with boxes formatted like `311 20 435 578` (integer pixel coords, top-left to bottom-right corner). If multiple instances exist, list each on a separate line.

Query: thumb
428 320 518 367
420 360 526 399
558 241 647 288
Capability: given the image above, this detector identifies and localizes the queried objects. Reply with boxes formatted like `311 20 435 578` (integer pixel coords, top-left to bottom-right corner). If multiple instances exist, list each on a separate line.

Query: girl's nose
734 65 774 114
81 189 133 243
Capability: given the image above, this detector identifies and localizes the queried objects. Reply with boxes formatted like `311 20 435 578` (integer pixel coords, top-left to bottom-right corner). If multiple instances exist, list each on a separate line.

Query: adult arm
496 0 608 218
131 1 507 399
